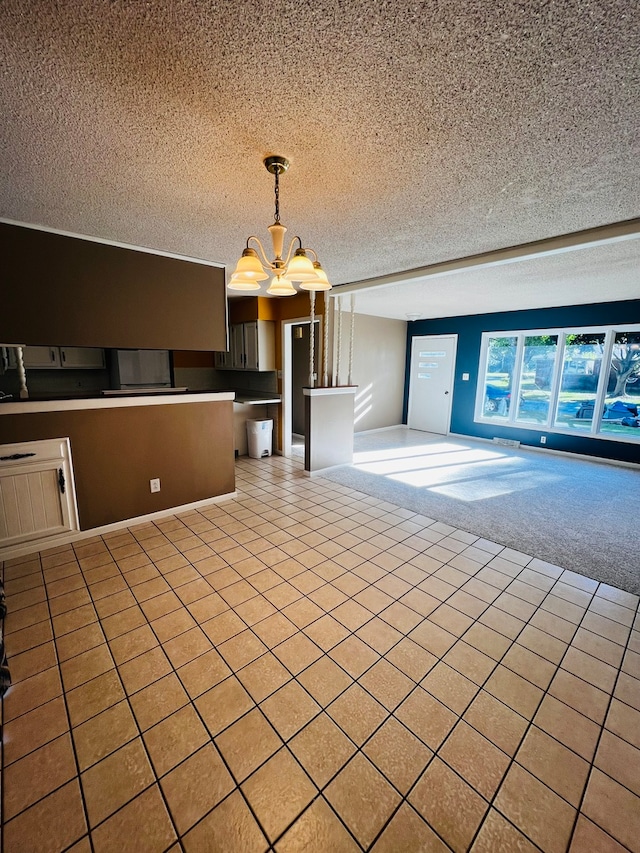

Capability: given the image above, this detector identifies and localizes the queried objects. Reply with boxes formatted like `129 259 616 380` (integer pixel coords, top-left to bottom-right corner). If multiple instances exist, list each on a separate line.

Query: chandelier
228 156 332 297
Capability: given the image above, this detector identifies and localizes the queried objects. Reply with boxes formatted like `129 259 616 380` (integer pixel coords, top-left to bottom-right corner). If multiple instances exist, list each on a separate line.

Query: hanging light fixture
228 156 332 296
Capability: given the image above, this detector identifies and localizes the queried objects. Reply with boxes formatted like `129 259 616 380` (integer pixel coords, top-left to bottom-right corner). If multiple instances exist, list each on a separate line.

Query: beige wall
334 312 407 432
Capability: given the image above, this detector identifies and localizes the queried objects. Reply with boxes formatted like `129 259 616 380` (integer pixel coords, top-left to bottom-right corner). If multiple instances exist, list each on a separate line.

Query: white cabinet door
0 439 79 548
10 346 105 369
256 320 275 371
21 346 61 368
60 347 105 369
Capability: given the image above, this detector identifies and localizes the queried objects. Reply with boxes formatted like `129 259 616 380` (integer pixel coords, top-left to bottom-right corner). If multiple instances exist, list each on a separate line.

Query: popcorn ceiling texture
0 0 639 306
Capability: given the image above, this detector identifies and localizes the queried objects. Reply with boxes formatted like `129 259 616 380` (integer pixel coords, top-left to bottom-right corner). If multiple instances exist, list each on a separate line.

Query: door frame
407 334 458 434
281 315 322 458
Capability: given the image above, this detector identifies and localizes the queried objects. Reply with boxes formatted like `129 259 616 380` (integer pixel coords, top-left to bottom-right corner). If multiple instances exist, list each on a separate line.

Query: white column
16 346 29 399
348 293 356 386
335 296 342 386
322 293 330 387
309 290 316 388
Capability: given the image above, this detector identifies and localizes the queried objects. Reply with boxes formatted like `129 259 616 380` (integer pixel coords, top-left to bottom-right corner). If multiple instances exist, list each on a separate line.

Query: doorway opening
282 317 320 458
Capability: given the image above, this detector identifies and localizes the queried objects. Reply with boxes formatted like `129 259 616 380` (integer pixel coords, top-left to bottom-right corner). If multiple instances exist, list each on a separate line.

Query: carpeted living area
321 429 640 595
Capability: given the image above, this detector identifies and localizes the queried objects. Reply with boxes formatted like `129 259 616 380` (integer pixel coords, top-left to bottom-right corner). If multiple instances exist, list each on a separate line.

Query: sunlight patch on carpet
354 446 507 476
428 470 564 500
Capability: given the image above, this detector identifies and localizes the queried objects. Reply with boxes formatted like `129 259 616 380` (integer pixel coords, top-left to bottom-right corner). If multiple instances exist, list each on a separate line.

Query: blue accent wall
403 299 640 465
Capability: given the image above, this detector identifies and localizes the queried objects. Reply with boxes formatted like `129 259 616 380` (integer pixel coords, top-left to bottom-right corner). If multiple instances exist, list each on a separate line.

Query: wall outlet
462 373 469 381
540 436 547 444
150 478 161 493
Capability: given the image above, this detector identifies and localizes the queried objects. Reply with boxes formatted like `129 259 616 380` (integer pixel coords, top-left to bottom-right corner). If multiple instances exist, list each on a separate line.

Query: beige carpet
321 430 640 594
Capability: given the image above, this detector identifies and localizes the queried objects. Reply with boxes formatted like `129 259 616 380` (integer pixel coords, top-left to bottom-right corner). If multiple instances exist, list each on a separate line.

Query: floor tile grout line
109 502 465 848
4 519 633 751
6 564 634 796
564 594 640 853
1 524 632 728
359 570 584 850
108 538 286 853
81 536 195 853
360 547 618 848
264 792 363 852
21 551 97 853
161 495 600 846
462 584 628 853
4 455 639 850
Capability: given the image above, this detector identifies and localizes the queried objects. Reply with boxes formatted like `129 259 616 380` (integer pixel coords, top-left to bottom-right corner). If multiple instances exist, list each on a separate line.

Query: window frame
474 323 640 444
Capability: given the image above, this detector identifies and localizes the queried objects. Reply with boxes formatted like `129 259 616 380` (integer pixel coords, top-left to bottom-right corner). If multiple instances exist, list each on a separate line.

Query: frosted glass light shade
283 249 316 281
228 273 262 291
300 261 332 291
267 274 296 296
232 248 268 280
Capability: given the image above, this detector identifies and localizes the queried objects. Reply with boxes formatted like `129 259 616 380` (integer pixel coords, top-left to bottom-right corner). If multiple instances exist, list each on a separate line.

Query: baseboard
0 490 238 562
303 461 355 477
354 424 407 436
448 432 640 470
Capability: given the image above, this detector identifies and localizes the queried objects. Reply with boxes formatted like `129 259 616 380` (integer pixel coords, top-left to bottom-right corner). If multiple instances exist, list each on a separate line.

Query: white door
408 335 457 434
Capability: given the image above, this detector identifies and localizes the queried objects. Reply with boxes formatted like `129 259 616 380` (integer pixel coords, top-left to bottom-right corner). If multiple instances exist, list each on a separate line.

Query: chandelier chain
274 168 280 224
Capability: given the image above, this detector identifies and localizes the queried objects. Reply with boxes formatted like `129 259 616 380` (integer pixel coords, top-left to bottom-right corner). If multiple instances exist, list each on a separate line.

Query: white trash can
246 419 273 459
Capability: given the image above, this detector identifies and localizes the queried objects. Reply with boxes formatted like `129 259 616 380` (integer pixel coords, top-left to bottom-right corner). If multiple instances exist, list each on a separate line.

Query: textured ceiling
1 0 639 318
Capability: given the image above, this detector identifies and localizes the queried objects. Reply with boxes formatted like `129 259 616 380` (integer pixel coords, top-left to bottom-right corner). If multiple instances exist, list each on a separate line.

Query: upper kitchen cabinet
216 321 275 370
0 222 227 351
19 346 61 369
235 320 275 370
215 296 276 371
60 347 106 369
8 346 105 369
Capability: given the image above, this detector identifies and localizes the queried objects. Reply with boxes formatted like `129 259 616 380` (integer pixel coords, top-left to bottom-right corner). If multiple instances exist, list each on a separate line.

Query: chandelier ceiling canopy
228 156 332 297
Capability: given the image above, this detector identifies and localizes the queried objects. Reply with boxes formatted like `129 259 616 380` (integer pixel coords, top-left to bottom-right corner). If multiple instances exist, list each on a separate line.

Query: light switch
462 373 469 381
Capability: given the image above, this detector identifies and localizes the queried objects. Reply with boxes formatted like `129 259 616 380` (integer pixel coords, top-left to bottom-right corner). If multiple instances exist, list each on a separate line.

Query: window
481 336 518 419
600 332 640 438
515 335 558 425
554 334 606 431
476 325 640 443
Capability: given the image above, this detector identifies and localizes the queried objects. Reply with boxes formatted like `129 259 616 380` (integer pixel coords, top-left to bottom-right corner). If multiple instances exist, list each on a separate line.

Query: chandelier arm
246 236 274 271
282 235 304 267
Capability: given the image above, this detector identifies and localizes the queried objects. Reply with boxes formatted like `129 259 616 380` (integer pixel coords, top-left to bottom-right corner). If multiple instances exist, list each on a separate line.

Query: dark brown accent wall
1 223 227 351
0 401 234 530
172 351 216 368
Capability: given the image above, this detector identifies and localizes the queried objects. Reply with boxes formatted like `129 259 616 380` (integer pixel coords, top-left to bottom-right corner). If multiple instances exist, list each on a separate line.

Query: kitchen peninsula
0 392 235 558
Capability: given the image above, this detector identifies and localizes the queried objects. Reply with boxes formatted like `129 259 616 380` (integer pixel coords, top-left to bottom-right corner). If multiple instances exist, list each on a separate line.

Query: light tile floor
2 453 640 852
